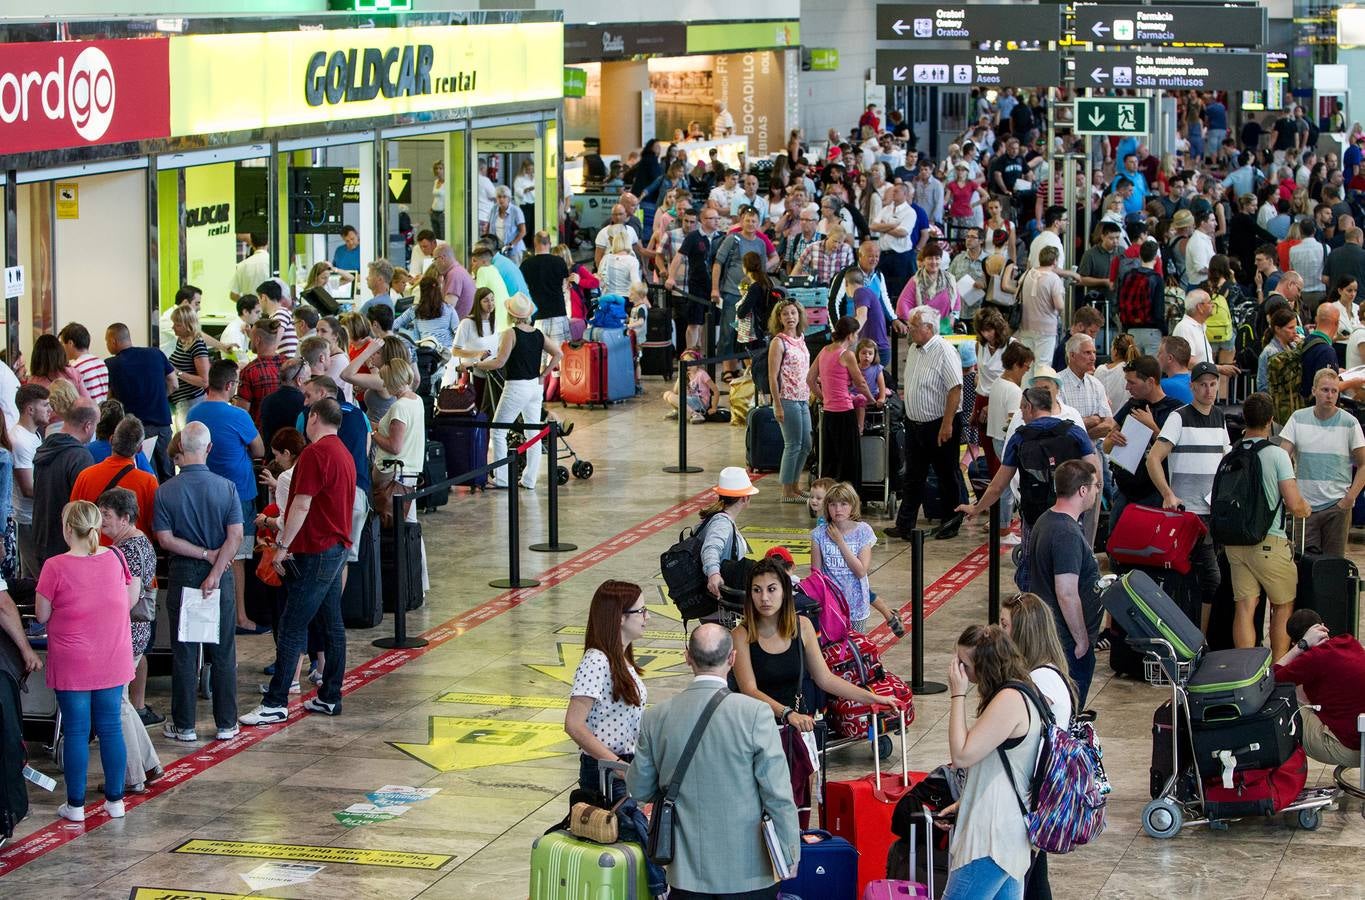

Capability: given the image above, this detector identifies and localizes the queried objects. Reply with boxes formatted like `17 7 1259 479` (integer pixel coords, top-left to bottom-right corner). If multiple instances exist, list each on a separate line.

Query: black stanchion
372 498 429 650
664 357 703 474
704 303 717 383
910 528 947 695
490 447 540 589
531 422 578 553
988 500 1002 625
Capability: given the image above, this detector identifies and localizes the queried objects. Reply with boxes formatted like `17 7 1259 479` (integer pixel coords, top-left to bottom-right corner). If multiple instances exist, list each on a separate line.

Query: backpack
1233 322 1259 374
589 294 628 330
1266 335 1326 425
1117 267 1161 328
796 568 852 645
659 517 737 622
1015 420 1082 526
827 264 861 323
999 681 1108 855
1210 439 1284 546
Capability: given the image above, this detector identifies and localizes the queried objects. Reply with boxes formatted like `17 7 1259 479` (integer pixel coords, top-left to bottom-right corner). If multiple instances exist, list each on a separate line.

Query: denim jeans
264 544 348 709
167 557 239 732
1129 327 1162 357
578 754 668 895
56 685 126 805
146 423 175 482
943 856 1023 900
778 399 812 487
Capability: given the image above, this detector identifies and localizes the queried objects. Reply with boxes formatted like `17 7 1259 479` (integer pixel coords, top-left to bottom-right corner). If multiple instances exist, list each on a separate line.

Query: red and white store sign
0 38 169 156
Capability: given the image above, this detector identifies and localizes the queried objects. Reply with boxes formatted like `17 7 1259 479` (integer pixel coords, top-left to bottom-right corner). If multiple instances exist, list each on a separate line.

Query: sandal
887 612 906 638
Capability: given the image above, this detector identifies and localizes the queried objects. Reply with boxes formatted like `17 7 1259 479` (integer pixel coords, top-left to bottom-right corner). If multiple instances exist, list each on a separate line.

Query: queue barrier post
372 493 429 650
531 421 578 553
909 528 947 696
664 356 703 474
490 443 540 590
988 500 1002 625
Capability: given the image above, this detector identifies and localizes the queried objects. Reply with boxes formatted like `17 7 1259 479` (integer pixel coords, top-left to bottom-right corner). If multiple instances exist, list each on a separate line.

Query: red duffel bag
1105 504 1207 575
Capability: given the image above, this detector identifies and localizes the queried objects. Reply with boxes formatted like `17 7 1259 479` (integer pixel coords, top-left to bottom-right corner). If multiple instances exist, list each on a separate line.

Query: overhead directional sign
877 50 1059 88
1075 4 1267 49
876 4 1062 44
1073 51 1265 92
1074 98 1150 136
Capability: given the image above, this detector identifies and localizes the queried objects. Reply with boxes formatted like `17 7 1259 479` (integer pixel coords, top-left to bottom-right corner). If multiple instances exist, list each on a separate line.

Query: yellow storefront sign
130 889 287 900
171 840 452 870
56 183 79 219
169 22 562 136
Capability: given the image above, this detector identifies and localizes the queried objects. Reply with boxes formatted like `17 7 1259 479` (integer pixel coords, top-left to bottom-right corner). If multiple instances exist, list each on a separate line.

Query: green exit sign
809 48 840 71
1074 98 1149 137
564 67 587 99
328 0 412 11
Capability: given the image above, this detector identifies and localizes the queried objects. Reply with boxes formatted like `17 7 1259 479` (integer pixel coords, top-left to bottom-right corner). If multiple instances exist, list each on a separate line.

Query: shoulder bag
646 688 730 864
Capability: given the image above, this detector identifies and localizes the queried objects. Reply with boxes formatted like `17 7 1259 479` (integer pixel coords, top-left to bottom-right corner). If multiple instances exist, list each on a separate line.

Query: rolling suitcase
1105 504 1208 575
1203 746 1308 818
529 829 649 900
1294 552 1360 637
341 513 383 629
1151 699 1198 801
380 521 424 613
779 829 858 900
825 711 920 898
417 441 448 512
1190 682 1300 780
1185 647 1273 724
561 340 609 406
1100 569 1205 680
746 405 784 473
431 413 489 490
641 305 676 379
0 670 27 841
864 805 936 899
584 328 637 402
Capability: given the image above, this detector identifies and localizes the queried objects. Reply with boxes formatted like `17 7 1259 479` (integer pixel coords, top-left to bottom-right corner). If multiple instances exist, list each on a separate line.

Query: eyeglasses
623 607 650 618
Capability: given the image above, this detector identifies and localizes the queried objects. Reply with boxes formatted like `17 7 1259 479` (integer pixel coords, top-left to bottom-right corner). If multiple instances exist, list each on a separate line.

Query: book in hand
761 811 796 881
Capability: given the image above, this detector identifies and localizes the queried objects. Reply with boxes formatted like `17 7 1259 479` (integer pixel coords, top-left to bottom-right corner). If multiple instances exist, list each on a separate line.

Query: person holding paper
35 500 137 822
1103 355 1183 530
152 422 244 743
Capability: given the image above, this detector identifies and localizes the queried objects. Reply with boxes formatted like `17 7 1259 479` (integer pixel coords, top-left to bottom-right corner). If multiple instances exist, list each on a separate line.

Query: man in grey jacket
628 624 799 899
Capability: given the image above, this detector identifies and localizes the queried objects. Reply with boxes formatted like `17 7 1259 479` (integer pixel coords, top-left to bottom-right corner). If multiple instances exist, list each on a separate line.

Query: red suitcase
824 710 923 898
822 631 886 686
827 673 915 740
1105 504 1208 575
1202 746 1308 818
560 340 607 406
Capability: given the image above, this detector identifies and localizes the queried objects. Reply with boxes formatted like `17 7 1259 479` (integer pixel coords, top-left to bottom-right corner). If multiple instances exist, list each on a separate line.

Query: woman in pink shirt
36 500 137 822
807 316 874 490
26 333 91 400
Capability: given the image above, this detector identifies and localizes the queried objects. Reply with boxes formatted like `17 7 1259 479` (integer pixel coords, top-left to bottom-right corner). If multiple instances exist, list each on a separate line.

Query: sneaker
303 697 340 716
137 705 164 726
144 766 165 785
663 409 678 420
238 705 288 726
887 612 906 638
689 413 705 424
308 667 323 687
57 802 85 823
162 724 198 742
259 681 300 695
1000 532 1022 547
216 725 241 741
103 799 126 819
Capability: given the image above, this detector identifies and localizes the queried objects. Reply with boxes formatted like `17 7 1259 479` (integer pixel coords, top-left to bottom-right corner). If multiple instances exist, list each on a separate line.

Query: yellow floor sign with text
170 840 451 870
130 891 287 900
528 642 688 685
390 716 574 772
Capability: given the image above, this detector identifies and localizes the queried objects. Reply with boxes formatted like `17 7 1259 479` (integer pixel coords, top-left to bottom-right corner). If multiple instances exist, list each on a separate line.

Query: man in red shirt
234 318 285 426
1273 609 1365 767
239 398 356 725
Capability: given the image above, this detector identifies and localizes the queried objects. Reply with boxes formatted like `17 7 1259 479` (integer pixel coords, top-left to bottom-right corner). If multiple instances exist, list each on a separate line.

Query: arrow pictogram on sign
390 717 574 772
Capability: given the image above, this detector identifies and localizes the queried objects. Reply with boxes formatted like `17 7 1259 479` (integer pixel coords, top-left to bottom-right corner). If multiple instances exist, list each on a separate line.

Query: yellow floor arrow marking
131 890 287 900
389 717 574 772
557 626 684 641
436 692 569 709
527 642 688 686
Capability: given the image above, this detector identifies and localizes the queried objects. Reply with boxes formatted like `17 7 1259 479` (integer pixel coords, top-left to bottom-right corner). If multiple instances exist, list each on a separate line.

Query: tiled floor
1 382 1362 899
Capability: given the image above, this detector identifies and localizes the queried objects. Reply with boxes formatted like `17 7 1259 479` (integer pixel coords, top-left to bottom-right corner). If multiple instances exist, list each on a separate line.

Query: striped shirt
71 354 109 403
1280 407 1365 511
274 307 299 358
902 335 964 422
1057 367 1112 419
1155 405 1229 515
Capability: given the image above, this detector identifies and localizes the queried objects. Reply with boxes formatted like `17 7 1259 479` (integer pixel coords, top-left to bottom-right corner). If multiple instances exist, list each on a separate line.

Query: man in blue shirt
481 238 531 300
187 359 265 633
1158 335 1194 404
332 225 361 273
301 375 372 568
1203 98 1229 154
1111 154 1149 216
104 322 177 481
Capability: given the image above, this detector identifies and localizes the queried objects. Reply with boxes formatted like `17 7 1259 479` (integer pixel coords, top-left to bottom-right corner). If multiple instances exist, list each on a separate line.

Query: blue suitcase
585 327 637 401
747 404 784 473
781 829 858 900
431 413 488 490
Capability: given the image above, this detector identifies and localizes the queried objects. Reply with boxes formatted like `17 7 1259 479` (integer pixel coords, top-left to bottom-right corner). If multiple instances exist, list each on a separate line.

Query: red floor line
0 482 730 876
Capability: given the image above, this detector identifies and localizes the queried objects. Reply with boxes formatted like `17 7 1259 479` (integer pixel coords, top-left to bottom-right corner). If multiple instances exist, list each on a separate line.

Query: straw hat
506 293 534 321
715 466 759 498
1030 365 1063 387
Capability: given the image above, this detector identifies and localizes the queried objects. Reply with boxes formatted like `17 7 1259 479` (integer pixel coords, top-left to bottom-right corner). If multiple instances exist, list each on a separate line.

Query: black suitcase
1186 647 1274 724
1189 683 1300 780
746 405 784 473
0 670 28 839
1151 698 1198 801
1100 570 1205 680
1206 552 1266 651
1295 553 1359 637
640 343 675 379
341 513 382 629
1108 623 1147 678
381 521 424 613
418 441 449 513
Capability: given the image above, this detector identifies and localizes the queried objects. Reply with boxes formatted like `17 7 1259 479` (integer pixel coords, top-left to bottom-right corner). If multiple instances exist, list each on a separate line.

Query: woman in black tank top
474 294 563 490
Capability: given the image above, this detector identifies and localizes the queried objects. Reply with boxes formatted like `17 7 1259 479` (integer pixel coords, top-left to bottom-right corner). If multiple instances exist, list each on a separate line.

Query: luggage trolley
1140 636 1338 839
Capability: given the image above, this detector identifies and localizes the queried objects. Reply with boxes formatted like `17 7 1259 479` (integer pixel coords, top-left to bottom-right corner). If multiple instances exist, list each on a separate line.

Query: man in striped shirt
58 322 109 403
257 279 299 358
1146 361 1228 631
1278 369 1365 558
886 305 966 541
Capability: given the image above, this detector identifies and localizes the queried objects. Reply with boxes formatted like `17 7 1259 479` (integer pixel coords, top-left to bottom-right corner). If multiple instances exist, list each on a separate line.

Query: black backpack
659 516 737 622
1210 439 1282 546
1015 420 1082 526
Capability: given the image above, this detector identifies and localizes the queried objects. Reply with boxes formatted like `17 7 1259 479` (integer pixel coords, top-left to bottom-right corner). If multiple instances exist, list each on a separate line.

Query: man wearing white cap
475 294 561 490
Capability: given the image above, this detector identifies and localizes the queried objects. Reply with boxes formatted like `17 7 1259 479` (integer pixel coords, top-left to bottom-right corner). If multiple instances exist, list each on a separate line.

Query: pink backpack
799 569 851 644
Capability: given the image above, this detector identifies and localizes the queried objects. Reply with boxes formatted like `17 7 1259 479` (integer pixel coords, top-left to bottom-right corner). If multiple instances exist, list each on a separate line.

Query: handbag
646 688 730 865
569 793 629 844
436 372 477 417
255 545 283 588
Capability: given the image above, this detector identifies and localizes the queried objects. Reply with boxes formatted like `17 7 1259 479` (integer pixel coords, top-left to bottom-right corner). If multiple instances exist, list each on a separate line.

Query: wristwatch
779 706 793 725
1297 638 1310 652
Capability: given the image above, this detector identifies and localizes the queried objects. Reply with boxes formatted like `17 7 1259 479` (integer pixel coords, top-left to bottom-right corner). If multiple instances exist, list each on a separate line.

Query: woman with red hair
563 579 666 896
